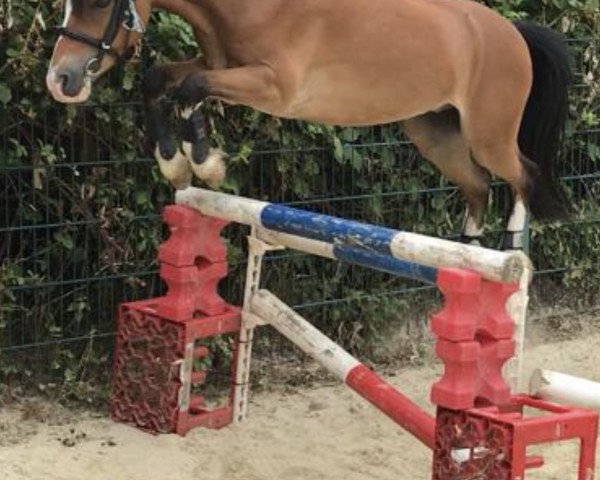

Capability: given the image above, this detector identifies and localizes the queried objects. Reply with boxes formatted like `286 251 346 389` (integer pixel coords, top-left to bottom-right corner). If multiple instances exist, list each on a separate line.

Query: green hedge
0 2 599 395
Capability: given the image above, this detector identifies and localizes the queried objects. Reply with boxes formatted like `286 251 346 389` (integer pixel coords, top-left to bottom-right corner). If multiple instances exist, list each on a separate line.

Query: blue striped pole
261 204 399 256
176 187 530 284
257 228 438 284
333 244 437 284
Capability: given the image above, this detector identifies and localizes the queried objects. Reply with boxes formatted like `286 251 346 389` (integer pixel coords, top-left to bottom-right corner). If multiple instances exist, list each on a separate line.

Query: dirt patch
0 398 80 447
1 330 600 480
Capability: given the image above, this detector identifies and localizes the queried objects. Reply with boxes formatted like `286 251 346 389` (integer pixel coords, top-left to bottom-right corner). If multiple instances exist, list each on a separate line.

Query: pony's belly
281 102 428 127
280 70 451 126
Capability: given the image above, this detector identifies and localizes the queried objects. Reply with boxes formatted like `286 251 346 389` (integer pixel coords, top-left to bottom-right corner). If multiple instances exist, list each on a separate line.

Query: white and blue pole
257 228 438 284
176 187 530 284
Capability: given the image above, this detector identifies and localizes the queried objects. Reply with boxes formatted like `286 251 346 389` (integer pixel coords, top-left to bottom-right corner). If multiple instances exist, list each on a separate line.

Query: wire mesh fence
0 37 599 390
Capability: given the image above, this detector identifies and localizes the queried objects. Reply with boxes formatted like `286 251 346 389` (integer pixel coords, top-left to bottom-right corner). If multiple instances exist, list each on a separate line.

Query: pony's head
47 0 151 103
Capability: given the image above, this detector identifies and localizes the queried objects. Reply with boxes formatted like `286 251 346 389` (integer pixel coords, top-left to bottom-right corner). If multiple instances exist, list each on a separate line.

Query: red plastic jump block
159 260 229 319
432 338 515 410
159 205 229 265
431 269 519 410
432 395 599 480
157 205 231 320
432 269 518 342
110 299 241 435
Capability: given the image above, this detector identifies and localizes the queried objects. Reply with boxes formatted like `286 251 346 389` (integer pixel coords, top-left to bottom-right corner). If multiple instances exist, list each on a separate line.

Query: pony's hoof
188 148 228 189
182 138 210 166
501 231 525 252
157 136 178 161
154 145 193 190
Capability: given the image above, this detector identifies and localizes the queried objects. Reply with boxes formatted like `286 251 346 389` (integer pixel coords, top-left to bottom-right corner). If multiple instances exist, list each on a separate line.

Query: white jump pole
176 187 531 284
530 369 600 411
250 289 436 449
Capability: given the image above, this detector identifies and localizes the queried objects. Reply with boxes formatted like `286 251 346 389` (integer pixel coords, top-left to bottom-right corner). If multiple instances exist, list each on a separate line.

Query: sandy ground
1 333 600 480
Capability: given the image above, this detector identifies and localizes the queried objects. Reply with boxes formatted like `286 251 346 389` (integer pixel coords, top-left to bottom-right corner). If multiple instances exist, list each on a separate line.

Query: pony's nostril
59 73 70 89
58 69 83 97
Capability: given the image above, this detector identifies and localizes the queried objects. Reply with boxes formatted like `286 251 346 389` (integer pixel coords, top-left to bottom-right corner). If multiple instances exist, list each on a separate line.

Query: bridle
56 0 145 75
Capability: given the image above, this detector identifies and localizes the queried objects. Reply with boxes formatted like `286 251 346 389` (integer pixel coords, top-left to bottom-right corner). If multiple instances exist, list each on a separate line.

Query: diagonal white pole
250 289 436 449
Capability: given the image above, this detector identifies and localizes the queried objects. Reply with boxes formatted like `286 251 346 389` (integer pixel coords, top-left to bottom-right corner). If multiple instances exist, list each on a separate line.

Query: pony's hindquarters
427 7 536 248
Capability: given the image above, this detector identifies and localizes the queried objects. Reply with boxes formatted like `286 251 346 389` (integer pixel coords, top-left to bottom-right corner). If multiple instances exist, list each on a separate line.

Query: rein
56 0 145 75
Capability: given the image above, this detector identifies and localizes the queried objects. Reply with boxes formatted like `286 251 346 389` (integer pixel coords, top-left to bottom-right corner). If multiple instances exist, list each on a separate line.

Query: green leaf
0 84 12 105
333 136 344 162
54 231 74 250
136 190 150 206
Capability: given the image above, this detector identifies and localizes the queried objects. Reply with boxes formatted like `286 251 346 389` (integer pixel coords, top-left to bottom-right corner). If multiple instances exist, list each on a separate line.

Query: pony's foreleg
179 104 209 164
174 65 282 186
175 65 282 112
142 59 205 189
178 103 228 189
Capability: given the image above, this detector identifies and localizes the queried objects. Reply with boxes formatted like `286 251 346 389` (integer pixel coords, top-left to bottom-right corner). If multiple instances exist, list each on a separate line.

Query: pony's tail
514 21 572 220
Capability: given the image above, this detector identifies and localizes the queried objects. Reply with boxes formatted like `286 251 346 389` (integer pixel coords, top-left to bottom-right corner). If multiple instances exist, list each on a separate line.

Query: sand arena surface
1 333 600 480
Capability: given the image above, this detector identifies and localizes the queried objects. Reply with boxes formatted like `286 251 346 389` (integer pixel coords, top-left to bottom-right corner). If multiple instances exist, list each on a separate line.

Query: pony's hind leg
456 32 535 252
461 111 530 251
403 110 491 245
502 175 529 251
464 133 530 251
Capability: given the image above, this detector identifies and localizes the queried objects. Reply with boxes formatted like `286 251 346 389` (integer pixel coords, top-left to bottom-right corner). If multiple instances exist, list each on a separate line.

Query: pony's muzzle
46 67 93 104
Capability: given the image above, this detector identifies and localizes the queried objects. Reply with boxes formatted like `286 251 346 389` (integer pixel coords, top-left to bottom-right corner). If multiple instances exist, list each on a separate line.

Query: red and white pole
250 289 436 449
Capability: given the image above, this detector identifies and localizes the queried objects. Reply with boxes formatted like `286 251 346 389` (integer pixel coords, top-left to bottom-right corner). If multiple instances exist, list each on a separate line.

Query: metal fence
1 37 599 388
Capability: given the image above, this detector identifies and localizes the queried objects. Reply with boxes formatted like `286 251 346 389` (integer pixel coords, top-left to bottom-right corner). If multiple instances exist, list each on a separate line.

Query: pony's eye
94 0 112 9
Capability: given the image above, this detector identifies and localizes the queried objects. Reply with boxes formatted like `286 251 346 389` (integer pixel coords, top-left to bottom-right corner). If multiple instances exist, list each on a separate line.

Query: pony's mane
71 0 84 15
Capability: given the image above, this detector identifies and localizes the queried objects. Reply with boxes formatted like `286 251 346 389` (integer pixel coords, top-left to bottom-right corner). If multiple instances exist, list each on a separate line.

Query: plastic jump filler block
431 268 518 410
110 206 241 435
430 270 599 480
432 396 598 480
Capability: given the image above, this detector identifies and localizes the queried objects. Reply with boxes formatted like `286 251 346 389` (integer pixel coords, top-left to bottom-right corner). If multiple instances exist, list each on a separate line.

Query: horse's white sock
503 197 528 251
188 148 228 189
154 145 192 190
461 208 484 246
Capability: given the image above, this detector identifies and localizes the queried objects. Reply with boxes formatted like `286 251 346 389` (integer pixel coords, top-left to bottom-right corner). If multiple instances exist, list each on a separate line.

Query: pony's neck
153 0 229 68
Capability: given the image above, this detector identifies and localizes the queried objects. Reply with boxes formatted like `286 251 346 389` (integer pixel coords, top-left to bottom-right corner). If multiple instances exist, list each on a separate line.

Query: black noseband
56 0 143 74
